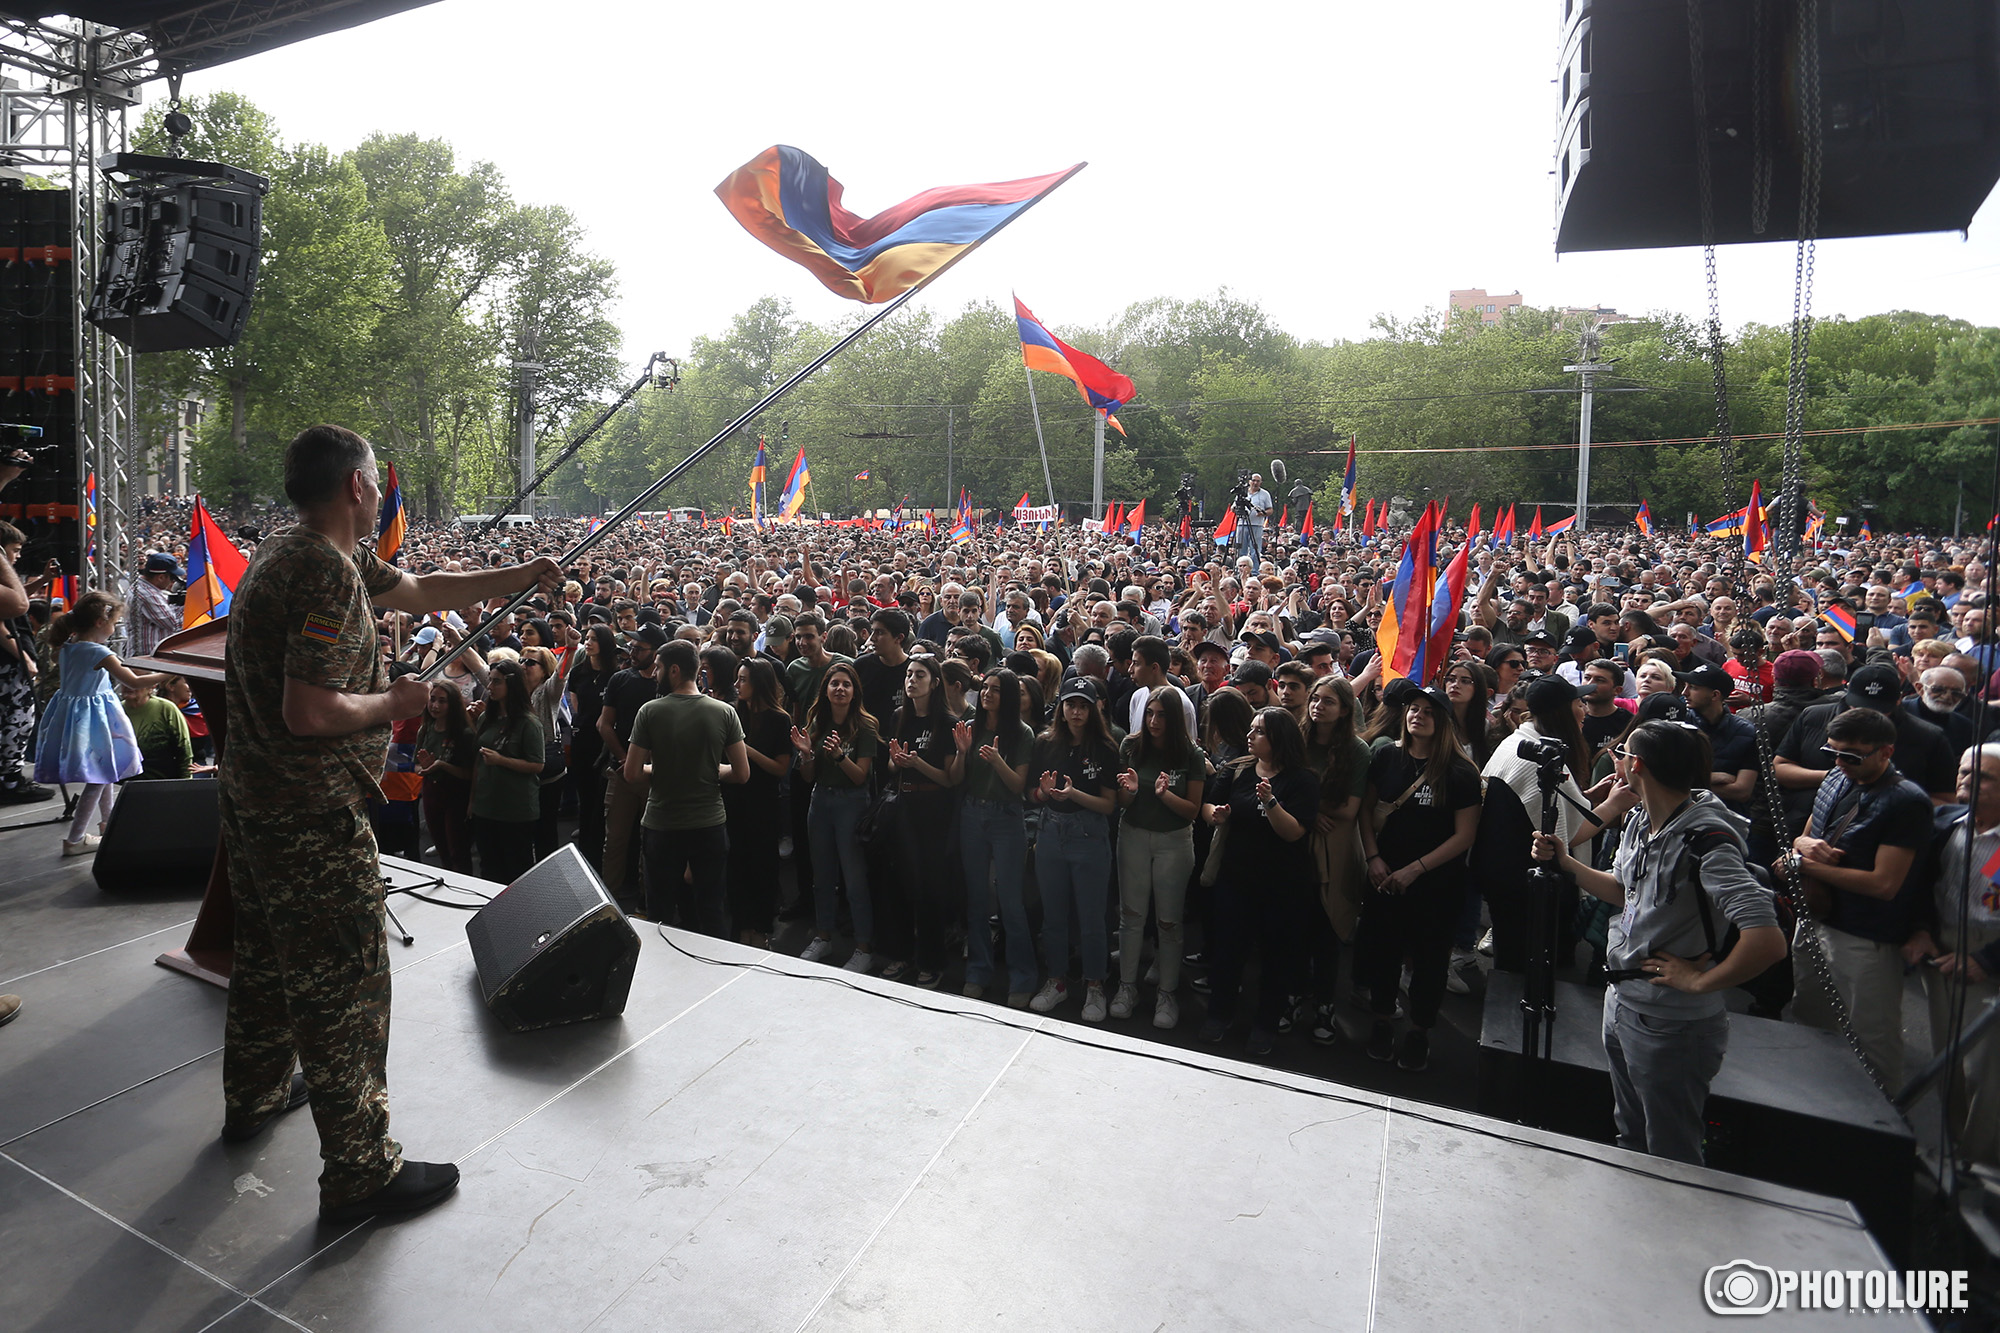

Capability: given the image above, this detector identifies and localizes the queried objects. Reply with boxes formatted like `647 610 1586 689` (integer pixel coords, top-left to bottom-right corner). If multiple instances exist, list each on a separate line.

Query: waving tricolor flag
1544 512 1577 537
1528 506 1544 540
1124 499 1146 534
1492 504 1516 547
749 440 770 526
375 462 407 564
1858 515 1873 542
1376 502 1442 684
1302 501 1315 541
1361 499 1377 540
1743 479 1768 558
1015 296 1135 434
717 146 1082 304
184 497 246 629
1634 499 1652 536
1339 435 1357 520
951 488 975 544
1822 601 1858 642
777 447 811 522
1213 503 1237 546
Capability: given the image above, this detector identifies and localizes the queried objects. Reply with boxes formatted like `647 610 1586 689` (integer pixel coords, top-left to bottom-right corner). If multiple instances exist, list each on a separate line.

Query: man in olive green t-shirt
625 639 748 936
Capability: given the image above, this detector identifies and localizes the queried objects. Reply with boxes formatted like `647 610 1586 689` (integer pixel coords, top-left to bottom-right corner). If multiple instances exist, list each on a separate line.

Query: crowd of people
7 470 2000 1172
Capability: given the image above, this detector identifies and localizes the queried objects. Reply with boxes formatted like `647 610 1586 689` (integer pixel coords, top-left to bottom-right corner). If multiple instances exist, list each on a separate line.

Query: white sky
170 0 2000 368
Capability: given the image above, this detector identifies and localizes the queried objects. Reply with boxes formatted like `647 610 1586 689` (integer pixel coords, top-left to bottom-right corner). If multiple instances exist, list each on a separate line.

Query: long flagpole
1023 363 1056 507
421 160 1089 683
1091 410 1106 520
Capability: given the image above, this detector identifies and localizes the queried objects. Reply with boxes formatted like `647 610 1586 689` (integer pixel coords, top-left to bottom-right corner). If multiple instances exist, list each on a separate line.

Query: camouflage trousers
219 793 403 1207
0 664 34 787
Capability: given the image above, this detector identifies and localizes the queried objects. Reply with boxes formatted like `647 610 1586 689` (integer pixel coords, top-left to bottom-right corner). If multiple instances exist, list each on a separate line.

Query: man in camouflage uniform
220 423 558 1223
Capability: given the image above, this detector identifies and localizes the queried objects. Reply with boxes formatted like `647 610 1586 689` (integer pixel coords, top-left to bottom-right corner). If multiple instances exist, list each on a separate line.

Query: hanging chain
1750 0 1772 235
1689 0 1885 1097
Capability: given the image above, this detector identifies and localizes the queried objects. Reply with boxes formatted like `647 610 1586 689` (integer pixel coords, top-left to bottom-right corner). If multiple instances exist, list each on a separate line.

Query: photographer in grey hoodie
1533 720 1788 1165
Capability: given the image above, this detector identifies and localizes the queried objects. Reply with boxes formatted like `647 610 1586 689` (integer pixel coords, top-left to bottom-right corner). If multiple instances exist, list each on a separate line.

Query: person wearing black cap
1679 664 1759 816
1355 685 1484 1070
1774 662 1957 830
1521 630 1558 678
1785 706 1933 1089
1475 676 1597 974
131 551 184 659
1025 677 1121 1020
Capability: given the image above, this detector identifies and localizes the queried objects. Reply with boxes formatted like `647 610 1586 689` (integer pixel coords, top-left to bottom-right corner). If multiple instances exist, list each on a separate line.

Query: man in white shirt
1241 474 1273 561
130 553 183 658
1125 634 1198 738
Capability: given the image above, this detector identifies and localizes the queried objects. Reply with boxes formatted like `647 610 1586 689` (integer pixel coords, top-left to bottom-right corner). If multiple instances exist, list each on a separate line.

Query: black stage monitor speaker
1555 0 2000 253
465 845 640 1033
92 777 220 892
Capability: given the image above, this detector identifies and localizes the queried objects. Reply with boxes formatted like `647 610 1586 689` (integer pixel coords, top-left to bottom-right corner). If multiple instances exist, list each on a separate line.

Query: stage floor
0 844 1919 1331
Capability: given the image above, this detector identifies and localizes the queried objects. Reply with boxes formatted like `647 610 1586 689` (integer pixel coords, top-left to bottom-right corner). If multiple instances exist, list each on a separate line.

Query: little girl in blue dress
36 590 170 855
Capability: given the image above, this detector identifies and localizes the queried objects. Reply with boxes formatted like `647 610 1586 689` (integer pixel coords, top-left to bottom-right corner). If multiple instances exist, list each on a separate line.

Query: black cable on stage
648 923 1867 1233
381 870 489 909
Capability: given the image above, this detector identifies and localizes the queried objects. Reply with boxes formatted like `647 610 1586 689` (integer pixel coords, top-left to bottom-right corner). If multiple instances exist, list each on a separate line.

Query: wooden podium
130 618 234 988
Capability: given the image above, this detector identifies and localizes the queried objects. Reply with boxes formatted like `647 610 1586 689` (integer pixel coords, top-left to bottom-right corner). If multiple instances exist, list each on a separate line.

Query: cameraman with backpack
1532 720 1788 1165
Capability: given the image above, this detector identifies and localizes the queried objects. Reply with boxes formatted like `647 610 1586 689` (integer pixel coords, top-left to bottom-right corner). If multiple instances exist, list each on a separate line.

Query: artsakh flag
1528 506 1544 539
1016 295 1136 435
716 146 1081 303
183 497 246 629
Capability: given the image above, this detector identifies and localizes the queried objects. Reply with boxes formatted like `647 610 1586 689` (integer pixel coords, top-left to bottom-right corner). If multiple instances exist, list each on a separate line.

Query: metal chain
1750 0 1771 235
1690 0 1886 1097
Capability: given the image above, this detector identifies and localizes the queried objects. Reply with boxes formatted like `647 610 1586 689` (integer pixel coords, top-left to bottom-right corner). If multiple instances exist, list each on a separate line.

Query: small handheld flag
1822 603 1858 642
375 462 407 565
1634 499 1652 536
854 469 870 481
750 440 770 526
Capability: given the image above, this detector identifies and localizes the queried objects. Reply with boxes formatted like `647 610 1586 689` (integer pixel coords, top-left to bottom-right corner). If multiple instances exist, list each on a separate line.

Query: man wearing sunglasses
1784 707 1934 1088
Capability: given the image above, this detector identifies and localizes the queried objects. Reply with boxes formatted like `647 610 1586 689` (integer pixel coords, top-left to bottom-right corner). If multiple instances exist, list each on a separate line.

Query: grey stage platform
0 851 1917 1331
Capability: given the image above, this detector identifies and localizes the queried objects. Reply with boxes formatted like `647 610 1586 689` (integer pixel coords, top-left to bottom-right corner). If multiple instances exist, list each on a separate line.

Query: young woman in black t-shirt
1198 706 1320 1056
564 624 618 870
885 655 961 987
1356 685 1484 1072
727 657 792 947
791 661 881 971
1025 679 1121 1021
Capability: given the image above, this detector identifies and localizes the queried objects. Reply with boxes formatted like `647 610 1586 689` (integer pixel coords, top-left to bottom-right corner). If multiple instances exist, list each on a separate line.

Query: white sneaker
1476 928 1495 957
1108 983 1139 1019
1028 978 1067 1013
1153 990 1181 1030
842 950 873 974
800 937 832 963
61 835 101 857
1081 985 1108 1022
778 836 794 858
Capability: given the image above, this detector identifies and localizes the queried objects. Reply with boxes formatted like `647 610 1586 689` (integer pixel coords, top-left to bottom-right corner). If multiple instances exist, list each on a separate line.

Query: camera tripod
1517 758 1603 1129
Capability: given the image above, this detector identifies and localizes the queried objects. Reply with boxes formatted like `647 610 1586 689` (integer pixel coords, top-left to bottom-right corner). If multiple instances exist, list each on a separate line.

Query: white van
454 513 534 529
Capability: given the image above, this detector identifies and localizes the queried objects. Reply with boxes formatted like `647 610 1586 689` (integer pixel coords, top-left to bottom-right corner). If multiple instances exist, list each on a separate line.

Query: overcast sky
171 0 2000 370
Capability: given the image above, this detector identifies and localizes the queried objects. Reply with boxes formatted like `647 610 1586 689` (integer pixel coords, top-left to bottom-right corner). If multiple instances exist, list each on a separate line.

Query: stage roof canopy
10 1 444 75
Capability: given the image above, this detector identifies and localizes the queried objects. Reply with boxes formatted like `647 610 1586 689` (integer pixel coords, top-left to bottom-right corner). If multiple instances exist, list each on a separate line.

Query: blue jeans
1036 810 1112 984
961 797 1032 992
808 787 873 945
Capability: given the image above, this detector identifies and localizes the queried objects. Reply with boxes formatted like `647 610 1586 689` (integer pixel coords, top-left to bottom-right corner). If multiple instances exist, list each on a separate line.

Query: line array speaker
87 153 269 353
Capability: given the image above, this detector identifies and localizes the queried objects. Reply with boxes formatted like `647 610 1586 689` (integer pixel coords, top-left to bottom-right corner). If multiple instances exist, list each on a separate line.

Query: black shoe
1198 1016 1229 1043
1310 1004 1342 1047
1396 1028 1430 1072
1366 1020 1396 1063
220 1071 310 1142
0 783 53 804
319 1160 461 1223
1246 1028 1275 1058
